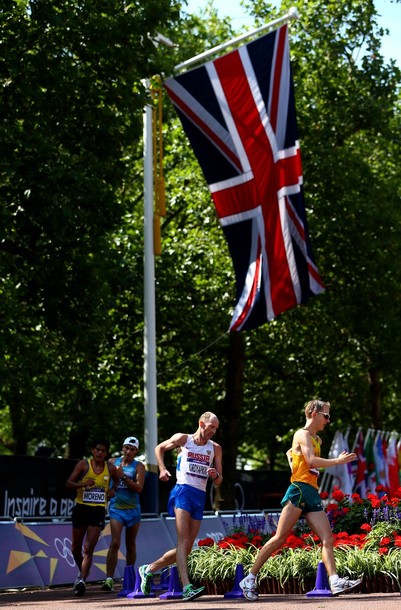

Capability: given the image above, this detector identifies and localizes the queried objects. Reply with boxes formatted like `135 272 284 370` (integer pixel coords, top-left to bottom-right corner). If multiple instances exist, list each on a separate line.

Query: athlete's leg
80 525 102 580
250 502 302 576
125 521 141 566
305 510 335 576
71 527 86 572
147 548 177 573
174 507 201 588
105 518 124 578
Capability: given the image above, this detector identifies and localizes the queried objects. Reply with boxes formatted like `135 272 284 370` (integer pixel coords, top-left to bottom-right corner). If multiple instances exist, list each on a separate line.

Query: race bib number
82 488 106 504
188 462 208 477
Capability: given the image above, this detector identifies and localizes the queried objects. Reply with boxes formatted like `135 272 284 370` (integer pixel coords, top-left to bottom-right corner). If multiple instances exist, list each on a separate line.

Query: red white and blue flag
164 25 325 330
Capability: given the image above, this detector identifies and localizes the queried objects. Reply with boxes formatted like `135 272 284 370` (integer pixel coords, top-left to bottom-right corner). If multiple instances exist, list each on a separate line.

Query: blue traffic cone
152 567 170 591
117 565 136 597
127 567 156 599
159 565 183 600
306 561 333 597
159 567 170 590
224 563 245 598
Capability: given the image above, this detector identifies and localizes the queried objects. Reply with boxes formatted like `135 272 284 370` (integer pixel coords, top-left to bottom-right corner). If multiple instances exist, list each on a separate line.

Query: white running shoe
239 577 258 601
330 576 362 596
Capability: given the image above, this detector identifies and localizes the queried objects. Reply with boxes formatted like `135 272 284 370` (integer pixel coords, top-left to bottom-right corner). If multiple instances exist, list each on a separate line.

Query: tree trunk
214 331 245 510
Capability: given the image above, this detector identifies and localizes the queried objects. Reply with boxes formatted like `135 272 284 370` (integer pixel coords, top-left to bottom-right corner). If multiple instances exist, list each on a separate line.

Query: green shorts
281 482 323 515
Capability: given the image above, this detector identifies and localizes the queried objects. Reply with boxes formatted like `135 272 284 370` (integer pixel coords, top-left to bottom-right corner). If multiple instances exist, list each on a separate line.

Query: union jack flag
164 25 324 331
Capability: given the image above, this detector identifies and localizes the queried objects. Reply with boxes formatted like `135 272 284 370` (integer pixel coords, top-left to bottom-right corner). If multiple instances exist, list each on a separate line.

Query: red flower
320 491 329 500
360 523 372 533
336 531 350 539
379 547 389 555
366 494 381 508
331 487 346 502
198 537 215 547
380 537 391 546
351 493 363 504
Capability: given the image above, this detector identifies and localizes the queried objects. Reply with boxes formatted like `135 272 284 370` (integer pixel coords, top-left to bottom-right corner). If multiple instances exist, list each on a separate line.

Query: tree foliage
0 0 401 491
0 0 180 455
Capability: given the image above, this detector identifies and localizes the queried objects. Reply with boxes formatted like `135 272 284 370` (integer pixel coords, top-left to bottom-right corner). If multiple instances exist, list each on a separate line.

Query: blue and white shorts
168 484 206 520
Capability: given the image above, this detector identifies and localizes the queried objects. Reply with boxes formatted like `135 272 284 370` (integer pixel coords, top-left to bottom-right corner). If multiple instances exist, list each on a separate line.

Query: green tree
0 0 180 455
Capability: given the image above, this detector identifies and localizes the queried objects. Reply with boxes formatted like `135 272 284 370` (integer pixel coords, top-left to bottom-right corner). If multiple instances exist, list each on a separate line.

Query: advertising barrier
0 511 281 591
0 514 177 590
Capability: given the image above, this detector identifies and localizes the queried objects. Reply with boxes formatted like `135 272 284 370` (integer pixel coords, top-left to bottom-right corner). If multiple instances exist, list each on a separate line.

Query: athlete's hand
159 468 171 482
207 467 220 481
107 487 116 499
338 451 356 464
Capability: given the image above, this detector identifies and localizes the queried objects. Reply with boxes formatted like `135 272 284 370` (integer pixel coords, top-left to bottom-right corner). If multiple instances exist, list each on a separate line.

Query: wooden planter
360 574 399 594
199 574 400 595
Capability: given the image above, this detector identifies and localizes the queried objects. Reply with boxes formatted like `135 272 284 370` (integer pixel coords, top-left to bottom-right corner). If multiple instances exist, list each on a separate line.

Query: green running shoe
138 564 153 595
183 583 205 601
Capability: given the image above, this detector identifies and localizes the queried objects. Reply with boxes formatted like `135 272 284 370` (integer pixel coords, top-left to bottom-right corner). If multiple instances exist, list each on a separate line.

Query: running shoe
331 576 362 596
239 576 258 601
138 564 153 595
101 577 114 592
182 584 205 601
74 578 86 597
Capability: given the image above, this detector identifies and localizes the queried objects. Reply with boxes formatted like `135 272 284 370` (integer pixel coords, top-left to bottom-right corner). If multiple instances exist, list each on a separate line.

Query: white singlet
176 435 215 491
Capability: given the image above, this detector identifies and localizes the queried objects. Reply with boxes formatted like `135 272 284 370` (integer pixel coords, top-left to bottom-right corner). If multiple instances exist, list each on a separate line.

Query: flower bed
188 486 401 594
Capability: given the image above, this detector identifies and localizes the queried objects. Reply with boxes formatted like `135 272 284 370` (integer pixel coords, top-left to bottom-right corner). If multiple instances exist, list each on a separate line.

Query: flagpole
143 34 175 514
143 86 159 512
174 6 299 72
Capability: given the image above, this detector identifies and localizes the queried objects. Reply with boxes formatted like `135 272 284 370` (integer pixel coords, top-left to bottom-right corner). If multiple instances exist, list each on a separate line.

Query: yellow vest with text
75 460 111 507
291 434 321 490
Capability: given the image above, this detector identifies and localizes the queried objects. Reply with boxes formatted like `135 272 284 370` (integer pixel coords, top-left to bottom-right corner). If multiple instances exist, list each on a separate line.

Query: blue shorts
281 482 323 515
167 484 206 520
109 505 141 528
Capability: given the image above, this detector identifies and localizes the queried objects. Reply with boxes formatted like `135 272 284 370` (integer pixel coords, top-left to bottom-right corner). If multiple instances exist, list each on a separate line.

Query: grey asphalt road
1 585 400 609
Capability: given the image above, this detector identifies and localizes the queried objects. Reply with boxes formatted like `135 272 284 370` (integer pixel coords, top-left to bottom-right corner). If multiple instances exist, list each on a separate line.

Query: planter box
199 575 400 595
